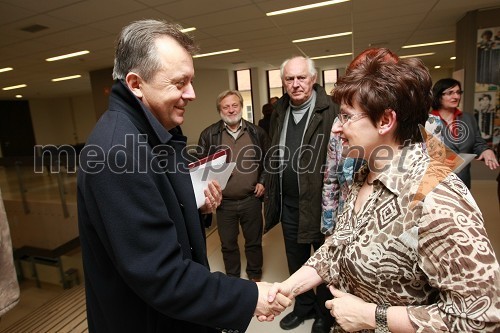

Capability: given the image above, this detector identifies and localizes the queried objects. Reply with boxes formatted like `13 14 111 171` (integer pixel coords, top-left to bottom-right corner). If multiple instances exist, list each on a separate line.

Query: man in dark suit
77 19 290 333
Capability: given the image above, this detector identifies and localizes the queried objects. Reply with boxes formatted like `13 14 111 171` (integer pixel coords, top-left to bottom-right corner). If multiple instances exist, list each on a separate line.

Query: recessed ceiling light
46 50 90 62
402 40 454 48
450 56 456 60
266 0 350 16
310 52 352 60
193 49 239 58
399 52 435 58
15 95 22 98
0 67 13 73
2 84 27 91
293 32 352 43
51 75 82 82
181 27 196 33
434 65 441 69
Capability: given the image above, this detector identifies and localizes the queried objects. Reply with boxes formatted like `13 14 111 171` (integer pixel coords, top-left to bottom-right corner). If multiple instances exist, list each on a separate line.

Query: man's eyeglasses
442 90 463 97
338 113 368 125
284 75 308 84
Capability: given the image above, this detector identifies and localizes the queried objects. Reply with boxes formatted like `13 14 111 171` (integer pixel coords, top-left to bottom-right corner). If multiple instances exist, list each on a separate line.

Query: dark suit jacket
264 84 338 243
442 111 490 188
77 80 257 333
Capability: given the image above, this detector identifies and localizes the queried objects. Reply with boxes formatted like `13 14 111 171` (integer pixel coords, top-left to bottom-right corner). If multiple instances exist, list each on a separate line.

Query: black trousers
281 201 333 322
216 195 263 279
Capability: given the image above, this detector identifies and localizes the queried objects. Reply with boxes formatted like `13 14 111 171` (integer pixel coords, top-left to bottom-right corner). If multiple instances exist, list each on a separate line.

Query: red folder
188 149 229 169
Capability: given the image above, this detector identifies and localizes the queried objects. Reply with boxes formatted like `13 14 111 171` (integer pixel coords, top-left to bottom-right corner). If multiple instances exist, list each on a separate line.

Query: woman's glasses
338 113 368 125
442 89 463 97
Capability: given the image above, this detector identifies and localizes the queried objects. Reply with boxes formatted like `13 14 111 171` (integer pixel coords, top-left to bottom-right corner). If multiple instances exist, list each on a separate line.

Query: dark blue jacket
77 80 257 333
442 112 490 188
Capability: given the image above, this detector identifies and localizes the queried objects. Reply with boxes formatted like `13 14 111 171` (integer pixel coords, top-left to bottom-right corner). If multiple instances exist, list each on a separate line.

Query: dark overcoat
264 84 338 243
77 80 257 333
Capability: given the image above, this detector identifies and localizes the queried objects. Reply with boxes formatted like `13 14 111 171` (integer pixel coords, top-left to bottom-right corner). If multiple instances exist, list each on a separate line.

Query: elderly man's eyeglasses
284 75 308 84
338 113 368 125
442 90 463 97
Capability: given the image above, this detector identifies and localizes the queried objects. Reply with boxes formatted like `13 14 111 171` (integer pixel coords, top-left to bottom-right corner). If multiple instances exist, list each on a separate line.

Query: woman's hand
325 286 376 332
478 150 499 170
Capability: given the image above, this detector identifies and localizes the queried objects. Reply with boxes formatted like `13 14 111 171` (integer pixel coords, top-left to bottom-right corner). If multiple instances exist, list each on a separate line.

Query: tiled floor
0 164 498 333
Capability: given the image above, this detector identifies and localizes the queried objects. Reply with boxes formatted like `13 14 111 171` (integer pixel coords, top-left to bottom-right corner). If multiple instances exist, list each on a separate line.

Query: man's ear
378 109 397 135
125 72 143 99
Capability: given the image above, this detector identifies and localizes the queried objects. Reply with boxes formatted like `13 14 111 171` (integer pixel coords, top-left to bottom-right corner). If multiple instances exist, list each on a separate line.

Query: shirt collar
115 80 173 144
355 144 425 196
224 120 244 133
430 108 463 124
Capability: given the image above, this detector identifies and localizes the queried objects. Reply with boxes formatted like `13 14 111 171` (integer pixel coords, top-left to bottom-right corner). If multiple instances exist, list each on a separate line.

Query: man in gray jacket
264 56 338 333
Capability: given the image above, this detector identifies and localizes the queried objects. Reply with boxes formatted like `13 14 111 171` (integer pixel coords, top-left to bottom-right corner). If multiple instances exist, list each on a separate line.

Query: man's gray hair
279 56 317 79
215 90 244 112
112 19 198 81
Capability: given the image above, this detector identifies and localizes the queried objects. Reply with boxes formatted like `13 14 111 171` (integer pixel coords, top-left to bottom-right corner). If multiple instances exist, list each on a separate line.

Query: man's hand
254 282 293 322
254 183 265 198
200 180 222 214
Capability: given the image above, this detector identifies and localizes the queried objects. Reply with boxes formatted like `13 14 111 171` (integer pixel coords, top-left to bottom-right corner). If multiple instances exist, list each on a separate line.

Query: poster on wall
475 27 500 152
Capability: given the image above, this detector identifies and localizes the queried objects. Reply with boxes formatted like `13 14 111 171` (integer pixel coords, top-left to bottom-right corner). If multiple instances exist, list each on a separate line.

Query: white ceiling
0 0 499 100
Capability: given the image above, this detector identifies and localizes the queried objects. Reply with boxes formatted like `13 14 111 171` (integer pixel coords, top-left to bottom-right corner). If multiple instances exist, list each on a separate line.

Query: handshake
254 281 295 322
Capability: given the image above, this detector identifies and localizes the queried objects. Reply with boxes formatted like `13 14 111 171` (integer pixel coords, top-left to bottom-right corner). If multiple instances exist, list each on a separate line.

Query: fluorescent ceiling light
450 56 456 60
293 32 352 43
193 48 239 58
46 50 90 62
402 40 454 49
0 67 13 73
311 52 352 60
399 52 435 58
51 75 82 82
266 0 350 16
181 27 196 33
2 84 27 91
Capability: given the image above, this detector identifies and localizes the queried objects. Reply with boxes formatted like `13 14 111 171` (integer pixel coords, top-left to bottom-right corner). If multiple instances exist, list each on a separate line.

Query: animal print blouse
308 143 500 332
321 115 445 236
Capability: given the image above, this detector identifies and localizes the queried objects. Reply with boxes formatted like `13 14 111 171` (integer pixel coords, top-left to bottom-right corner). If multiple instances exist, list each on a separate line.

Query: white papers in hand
189 150 235 208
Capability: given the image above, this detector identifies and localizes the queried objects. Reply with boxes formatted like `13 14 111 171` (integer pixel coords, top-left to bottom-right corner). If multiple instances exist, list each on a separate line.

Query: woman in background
430 78 498 188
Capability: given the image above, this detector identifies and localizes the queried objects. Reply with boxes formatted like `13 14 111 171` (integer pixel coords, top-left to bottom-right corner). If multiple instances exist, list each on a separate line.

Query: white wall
429 67 454 87
182 68 232 144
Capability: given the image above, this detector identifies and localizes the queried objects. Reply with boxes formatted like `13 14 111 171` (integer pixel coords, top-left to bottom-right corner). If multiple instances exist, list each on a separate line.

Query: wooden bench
0 284 87 333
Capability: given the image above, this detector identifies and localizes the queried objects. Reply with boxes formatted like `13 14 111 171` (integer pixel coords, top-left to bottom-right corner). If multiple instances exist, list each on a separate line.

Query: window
235 69 254 123
322 69 338 95
266 69 283 102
